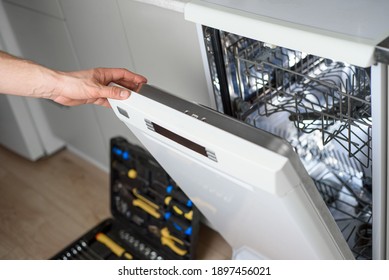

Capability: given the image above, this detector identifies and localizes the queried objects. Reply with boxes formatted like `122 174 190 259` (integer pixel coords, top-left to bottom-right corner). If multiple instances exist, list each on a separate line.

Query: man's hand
0 51 147 107
50 67 147 107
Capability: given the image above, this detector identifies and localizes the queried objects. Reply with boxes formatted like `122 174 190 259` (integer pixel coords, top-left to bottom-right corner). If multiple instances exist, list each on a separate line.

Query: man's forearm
0 50 147 107
0 51 57 98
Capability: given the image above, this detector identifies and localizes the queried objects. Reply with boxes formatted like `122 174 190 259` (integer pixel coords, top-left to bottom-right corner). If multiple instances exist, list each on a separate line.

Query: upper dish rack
226 37 372 168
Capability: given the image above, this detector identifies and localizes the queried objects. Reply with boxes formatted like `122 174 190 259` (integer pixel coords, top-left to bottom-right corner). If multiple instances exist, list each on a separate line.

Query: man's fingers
97 68 147 90
113 68 147 86
101 85 131 100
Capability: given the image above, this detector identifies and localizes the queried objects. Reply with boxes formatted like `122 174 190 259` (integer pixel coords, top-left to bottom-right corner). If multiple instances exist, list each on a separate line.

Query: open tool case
52 136 200 260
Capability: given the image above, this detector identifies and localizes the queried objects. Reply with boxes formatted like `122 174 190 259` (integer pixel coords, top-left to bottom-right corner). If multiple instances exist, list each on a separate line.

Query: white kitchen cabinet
58 0 142 151
58 0 135 70
0 3 63 161
40 103 109 169
4 0 64 19
2 2 75 70
117 0 211 106
0 95 46 160
2 1 109 168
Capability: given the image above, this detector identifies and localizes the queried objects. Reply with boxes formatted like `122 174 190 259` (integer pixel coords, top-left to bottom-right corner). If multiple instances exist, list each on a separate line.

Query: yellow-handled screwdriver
132 198 161 219
95 233 133 260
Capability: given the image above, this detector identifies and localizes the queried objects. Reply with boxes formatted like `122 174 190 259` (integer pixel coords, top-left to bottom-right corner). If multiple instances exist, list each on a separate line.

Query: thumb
101 85 131 100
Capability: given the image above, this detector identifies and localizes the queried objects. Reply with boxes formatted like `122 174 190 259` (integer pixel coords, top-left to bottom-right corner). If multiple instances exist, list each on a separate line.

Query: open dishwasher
200 29 374 260
109 0 389 260
183 0 389 260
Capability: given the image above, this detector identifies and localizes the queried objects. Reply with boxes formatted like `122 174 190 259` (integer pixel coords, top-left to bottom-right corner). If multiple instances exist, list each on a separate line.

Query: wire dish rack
224 36 373 259
295 131 372 259
227 38 372 169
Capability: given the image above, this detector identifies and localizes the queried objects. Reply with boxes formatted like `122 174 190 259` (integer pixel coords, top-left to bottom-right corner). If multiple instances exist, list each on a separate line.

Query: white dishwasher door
108 84 354 260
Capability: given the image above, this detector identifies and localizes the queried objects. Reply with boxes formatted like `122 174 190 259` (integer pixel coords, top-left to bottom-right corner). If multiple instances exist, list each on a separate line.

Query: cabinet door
2 2 77 70
59 0 142 154
0 95 45 161
0 2 65 160
117 0 211 106
3 0 64 19
59 0 135 70
40 103 109 169
3 2 109 167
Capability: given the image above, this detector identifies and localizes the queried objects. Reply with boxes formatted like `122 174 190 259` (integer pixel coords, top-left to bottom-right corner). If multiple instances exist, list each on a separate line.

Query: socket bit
150 251 157 260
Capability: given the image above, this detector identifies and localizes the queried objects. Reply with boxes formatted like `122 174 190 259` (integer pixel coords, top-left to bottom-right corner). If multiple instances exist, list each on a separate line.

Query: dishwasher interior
203 27 373 260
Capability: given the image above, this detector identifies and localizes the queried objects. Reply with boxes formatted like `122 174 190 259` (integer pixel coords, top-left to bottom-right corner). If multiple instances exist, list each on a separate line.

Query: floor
0 145 231 260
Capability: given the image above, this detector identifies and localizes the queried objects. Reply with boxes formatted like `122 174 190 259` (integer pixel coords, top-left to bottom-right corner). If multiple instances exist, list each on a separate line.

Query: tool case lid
108 84 354 260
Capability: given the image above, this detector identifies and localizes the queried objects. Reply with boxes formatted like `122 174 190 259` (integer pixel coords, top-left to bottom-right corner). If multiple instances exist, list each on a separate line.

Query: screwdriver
95 233 133 260
132 198 161 219
131 188 161 219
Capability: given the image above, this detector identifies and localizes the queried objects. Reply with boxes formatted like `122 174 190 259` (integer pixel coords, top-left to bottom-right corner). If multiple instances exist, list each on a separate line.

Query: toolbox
52 136 200 260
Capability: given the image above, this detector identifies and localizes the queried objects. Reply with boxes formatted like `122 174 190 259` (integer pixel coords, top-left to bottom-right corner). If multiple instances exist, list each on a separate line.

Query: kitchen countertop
132 0 190 13
133 0 389 43
184 0 389 67
131 0 389 68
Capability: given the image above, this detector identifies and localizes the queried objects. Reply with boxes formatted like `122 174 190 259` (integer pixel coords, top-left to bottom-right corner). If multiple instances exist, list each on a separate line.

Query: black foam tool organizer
52 137 200 260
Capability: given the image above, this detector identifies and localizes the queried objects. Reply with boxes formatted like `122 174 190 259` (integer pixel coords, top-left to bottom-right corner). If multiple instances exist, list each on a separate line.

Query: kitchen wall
0 0 210 170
